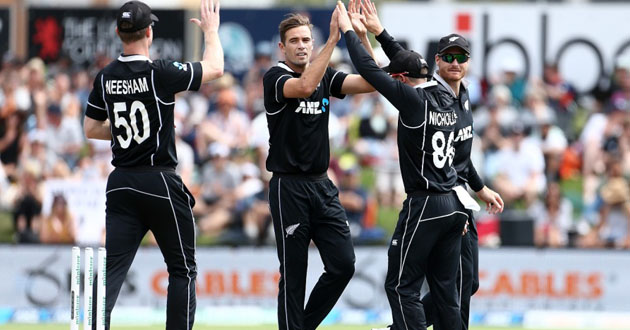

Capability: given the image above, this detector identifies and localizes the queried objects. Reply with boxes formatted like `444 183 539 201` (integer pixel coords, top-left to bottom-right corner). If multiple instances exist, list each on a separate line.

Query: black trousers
385 192 468 330
422 209 479 330
269 175 356 330
93 167 197 330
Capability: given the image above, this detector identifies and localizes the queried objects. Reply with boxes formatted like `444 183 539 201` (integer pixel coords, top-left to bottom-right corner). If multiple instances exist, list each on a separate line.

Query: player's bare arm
282 8 341 98
337 1 376 94
190 0 224 83
84 117 111 140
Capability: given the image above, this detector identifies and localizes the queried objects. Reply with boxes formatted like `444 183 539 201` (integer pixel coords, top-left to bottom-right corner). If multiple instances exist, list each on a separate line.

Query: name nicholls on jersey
105 77 149 95
428 111 457 126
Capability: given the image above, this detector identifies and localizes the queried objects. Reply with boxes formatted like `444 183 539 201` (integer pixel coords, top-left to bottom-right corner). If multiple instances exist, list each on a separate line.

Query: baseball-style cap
117 1 159 33
437 33 471 55
382 50 430 79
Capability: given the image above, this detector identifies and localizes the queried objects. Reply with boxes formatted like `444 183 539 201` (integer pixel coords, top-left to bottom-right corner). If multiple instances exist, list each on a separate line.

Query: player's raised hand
348 0 367 37
336 1 353 33
476 186 504 214
328 6 342 44
190 0 220 33
361 0 384 35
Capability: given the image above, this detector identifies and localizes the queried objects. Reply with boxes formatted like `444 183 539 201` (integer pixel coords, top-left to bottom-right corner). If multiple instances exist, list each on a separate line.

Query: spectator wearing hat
582 159 630 249
199 86 251 152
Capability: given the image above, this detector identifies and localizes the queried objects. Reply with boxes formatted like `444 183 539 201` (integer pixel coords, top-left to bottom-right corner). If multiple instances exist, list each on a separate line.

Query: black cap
117 1 159 33
382 50 429 79
437 33 471 55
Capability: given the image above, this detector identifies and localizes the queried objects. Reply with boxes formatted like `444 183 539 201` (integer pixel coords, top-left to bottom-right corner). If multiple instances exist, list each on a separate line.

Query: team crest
173 62 187 71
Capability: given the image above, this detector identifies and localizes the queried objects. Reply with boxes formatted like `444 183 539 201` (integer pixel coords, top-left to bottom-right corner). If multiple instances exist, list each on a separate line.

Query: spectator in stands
197 142 241 239
498 58 527 106
12 165 43 243
43 96 84 168
609 67 630 114
476 85 517 154
486 122 546 206
372 127 405 208
337 156 368 239
244 41 273 117
537 111 568 181
582 159 630 249
199 86 250 152
528 181 573 248
39 194 76 244
0 69 30 181
543 63 577 134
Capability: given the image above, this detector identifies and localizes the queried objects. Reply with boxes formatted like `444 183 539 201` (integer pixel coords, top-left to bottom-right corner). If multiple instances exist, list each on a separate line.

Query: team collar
413 80 438 89
277 62 295 72
118 54 153 63
433 72 469 98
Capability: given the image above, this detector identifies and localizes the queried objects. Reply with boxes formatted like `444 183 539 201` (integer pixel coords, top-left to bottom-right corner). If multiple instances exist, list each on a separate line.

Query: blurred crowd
1 43 630 249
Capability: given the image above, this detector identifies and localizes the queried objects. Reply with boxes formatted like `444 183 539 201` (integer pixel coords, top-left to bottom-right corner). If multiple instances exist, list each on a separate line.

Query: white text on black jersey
455 125 473 142
105 77 149 95
295 101 324 115
428 111 457 126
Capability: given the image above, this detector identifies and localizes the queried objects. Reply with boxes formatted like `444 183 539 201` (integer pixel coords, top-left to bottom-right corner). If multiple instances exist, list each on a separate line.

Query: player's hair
118 23 149 44
278 13 313 45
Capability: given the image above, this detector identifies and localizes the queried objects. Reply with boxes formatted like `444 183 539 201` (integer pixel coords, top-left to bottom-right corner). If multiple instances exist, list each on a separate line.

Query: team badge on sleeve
173 62 187 71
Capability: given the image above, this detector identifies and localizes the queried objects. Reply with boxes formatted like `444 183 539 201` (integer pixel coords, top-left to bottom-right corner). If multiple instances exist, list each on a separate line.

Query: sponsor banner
380 3 630 93
0 8 9 57
0 246 629 315
28 8 185 65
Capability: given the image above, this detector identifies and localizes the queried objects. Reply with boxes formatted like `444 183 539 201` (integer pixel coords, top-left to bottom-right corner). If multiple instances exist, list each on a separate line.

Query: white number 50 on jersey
113 101 150 149
432 131 455 169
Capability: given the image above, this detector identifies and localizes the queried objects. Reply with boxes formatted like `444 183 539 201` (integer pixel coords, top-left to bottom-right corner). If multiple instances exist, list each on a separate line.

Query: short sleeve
263 67 293 105
155 60 203 94
85 73 108 121
327 67 348 99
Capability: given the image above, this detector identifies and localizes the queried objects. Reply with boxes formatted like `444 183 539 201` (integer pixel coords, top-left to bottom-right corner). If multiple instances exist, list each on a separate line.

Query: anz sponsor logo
455 125 473 142
295 98 328 115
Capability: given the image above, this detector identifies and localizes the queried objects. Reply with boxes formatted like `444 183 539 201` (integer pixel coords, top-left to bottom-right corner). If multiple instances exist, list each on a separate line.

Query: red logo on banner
32 17 62 60
456 13 472 33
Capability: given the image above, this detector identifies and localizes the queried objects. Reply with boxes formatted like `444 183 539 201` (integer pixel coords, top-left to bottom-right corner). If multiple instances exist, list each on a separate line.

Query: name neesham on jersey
105 77 149 95
428 111 457 127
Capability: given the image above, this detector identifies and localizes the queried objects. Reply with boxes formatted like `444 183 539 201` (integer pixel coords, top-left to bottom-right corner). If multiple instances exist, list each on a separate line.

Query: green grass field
0 325 530 330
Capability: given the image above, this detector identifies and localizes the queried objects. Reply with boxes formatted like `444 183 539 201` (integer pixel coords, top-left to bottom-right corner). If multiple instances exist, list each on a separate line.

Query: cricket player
83 0 223 329
337 1 468 329
262 6 378 330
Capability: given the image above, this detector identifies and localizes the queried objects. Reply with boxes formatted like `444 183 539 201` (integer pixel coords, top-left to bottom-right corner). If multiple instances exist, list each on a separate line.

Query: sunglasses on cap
440 53 469 64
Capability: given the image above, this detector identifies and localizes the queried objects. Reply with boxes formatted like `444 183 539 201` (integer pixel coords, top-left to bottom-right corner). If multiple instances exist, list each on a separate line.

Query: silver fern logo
285 223 300 237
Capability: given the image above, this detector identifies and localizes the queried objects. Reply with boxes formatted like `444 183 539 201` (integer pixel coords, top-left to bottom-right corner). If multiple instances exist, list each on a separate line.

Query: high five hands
336 0 384 36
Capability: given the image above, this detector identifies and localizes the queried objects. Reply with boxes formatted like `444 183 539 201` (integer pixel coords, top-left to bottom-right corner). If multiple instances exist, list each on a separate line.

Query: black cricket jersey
433 73 485 192
345 30 457 193
85 54 202 168
263 62 348 175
